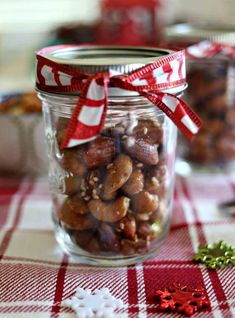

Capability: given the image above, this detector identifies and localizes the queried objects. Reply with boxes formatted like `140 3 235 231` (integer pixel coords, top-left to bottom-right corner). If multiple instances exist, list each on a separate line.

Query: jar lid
40 45 172 74
166 23 235 46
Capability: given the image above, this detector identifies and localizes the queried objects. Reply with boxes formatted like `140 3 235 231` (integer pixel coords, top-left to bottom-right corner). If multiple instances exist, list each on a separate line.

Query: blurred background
1 0 235 175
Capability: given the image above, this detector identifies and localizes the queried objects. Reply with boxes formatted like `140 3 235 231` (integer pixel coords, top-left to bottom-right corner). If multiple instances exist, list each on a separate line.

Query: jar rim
166 23 235 46
37 45 176 73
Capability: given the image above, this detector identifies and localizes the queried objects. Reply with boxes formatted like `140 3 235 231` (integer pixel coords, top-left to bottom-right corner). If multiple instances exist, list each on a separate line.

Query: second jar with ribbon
36 46 200 265
166 24 235 174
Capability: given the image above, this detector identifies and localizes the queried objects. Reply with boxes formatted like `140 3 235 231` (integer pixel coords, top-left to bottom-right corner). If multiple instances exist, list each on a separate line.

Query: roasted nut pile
0 92 42 114
182 62 235 166
56 118 168 256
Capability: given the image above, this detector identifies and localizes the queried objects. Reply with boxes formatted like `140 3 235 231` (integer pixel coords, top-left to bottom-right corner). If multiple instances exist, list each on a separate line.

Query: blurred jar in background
166 24 235 174
97 0 165 46
46 23 97 46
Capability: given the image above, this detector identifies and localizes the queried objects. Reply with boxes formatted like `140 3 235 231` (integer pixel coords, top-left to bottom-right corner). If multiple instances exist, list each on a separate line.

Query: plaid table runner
0 174 234 318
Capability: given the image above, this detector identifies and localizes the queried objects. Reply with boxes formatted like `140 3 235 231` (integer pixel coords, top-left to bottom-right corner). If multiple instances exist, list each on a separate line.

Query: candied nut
187 133 215 164
103 154 133 194
88 196 130 222
73 229 97 249
82 136 115 168
81 169 102 199
98 223 120 252
0 96 22 113
149 209 161 223
132 191 159 213
150 164 167 183
61 149 87 176
150 203 167 223
216 134 235 160
117 215 137 241
145 176 160 194
59 200 95 230
203 119 224 135
137 222 161 240
75 233 101 254
121 239 149 256
155 184 166 198
187 68 226 101
124 137 159 165
63 174 81 195
67 195 89 215
145 176 167 198
121 169 144 195
133 119 163 144
85 236 101 253
0 92 42 114
100 190 117 201
206 93 227 113
135 212 152 221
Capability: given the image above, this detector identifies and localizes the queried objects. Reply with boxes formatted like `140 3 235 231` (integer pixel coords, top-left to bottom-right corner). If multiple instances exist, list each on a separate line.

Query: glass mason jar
36 46 186 266
166 24 235 174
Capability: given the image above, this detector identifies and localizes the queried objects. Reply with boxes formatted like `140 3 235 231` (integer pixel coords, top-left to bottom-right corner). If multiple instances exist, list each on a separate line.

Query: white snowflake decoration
62 287 124 318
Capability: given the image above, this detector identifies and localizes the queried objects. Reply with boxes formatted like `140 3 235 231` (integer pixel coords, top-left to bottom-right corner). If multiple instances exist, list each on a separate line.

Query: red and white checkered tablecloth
0 174 234 318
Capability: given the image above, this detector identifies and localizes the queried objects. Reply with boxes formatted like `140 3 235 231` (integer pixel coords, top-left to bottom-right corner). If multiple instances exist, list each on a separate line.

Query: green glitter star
193 241 235 269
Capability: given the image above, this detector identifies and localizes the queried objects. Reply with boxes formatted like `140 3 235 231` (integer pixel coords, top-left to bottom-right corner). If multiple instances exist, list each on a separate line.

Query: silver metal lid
44 45 173 74
166 24 235 46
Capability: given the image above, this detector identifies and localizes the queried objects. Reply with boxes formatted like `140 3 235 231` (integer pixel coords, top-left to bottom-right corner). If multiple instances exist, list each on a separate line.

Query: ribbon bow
186 40 235 59
36 46 201 148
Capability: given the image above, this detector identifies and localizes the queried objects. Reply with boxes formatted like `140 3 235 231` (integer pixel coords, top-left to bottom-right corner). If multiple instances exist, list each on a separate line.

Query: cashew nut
63 174 81 195
103 154 133 194
100 190 117 201
67 195 89 215
132 191 159 213
61 149 87 176
121 168 144 195
145 175 161 194
88 196 130 222
59 200 95 230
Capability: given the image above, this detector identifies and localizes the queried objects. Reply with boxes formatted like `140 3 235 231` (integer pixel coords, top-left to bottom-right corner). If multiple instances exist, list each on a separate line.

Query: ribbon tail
142 92 202 140
61 73 110 148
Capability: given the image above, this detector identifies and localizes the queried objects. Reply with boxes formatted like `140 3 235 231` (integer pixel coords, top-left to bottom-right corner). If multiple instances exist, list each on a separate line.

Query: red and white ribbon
186 40 235 59
36 45 202 148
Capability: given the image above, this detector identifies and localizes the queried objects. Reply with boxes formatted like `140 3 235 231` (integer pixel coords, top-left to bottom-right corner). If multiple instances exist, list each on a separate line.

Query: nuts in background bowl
0 92 42 114
0 92 47 175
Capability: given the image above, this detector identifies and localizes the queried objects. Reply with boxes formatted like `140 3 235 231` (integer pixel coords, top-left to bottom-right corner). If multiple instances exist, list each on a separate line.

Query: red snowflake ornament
155 282 209 316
